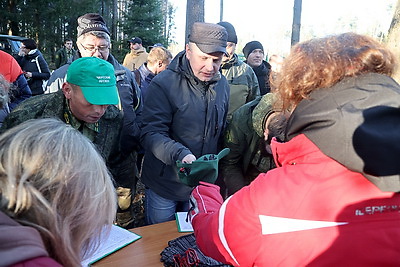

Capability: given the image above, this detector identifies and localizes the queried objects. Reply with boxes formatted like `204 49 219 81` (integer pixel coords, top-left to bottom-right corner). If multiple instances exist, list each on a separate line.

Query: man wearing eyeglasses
43 13 142 229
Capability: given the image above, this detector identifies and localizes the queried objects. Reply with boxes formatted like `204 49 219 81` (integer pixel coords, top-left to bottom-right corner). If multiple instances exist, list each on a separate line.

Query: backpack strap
133 69 141 87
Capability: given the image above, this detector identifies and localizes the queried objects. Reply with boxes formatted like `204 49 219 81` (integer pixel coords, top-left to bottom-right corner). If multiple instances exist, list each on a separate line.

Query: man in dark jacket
140 22 230 225
243 41 271 95
41 13 142 228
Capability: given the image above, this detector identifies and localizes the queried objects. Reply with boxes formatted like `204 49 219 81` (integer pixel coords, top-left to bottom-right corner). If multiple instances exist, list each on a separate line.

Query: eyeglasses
79 43 109 53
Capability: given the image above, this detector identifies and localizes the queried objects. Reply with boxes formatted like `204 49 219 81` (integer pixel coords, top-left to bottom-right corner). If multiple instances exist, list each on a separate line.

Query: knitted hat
217 21 237 44
189 22 228 54
77 13 110 37
176 148 230 187
243 41 264 58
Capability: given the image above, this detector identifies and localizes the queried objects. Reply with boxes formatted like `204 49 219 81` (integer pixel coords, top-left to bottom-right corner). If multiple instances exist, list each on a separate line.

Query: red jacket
0 50 23 83
191 134 400 266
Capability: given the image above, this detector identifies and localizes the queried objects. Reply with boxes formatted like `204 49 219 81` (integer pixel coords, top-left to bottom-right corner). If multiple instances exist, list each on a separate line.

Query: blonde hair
0 118 117 266
147 46 173 65
272 32 396 111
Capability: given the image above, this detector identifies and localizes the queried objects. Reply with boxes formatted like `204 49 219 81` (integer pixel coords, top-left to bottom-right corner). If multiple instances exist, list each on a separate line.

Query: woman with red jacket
189 32 400 266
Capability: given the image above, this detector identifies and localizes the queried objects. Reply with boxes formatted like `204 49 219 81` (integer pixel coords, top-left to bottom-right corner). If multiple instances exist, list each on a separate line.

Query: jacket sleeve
247 67 260 102
54 49 62 69
140 80 191 165
31 55 51 80
117 69 142 156
220 112 248 196
9 74 32 110
189 181 263 266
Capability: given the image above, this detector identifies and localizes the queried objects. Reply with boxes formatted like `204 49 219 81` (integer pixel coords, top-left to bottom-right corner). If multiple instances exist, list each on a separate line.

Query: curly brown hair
272 32 396 111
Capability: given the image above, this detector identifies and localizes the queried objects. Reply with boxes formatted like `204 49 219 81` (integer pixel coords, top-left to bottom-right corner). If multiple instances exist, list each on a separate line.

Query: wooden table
93 220 190 266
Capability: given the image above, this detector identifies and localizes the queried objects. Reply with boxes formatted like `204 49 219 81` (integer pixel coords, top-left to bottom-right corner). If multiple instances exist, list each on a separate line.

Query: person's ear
158 60 163 68
62 83 73 99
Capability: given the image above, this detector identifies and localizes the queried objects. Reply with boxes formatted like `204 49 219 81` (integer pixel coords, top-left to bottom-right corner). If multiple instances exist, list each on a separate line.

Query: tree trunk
185 0 205 45
386 0 400 83
291 0 302 46
220 0 223 22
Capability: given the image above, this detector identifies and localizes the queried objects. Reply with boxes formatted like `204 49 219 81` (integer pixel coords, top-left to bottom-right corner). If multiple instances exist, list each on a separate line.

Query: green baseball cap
66 57 119 105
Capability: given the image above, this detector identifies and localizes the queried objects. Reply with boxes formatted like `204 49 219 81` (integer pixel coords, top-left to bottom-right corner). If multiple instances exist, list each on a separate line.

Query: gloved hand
182 153 196 163
189 181 223 223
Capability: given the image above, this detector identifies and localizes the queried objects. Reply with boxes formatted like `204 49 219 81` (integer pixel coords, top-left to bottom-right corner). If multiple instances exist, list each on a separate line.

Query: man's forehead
252 49 264 53
190 43 224 58
81 36 109 45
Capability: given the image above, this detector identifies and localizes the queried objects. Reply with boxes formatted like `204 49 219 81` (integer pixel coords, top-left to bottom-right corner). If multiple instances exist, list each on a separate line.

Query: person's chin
86 117 101 123
200 73 213 81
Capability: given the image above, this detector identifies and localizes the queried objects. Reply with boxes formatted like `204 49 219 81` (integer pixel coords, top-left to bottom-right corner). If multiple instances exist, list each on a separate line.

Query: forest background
2 0 400 81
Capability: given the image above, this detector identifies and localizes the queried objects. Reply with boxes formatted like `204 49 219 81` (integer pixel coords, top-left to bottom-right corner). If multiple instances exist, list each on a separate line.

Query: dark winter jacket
140 51 230 201
246 60 271 95
134 63 156 100
16 49 50 95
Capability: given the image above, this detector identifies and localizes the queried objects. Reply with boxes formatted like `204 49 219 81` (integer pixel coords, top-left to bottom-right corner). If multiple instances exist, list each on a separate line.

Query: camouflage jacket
220 93 275 196
0 90 124 176
221 53 259 121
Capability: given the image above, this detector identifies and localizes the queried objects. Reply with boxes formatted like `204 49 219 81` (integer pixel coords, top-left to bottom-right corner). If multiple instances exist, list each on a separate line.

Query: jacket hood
286 73 400 192
0 211 49 266
25 49 41 59
221 53 239 69
252 93 275 137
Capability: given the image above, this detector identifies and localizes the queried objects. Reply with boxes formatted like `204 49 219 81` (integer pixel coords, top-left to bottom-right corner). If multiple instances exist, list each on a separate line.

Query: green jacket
0 90 124 181
54 47 76 69
221 54 259 121
220 93 275 196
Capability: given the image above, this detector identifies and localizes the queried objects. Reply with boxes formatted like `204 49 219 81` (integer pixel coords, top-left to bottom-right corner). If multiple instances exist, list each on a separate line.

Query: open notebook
81 224 141 266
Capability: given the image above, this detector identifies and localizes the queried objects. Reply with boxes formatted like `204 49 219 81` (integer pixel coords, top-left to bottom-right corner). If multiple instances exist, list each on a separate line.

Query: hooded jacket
16 49 50 95
0 211 62 267
140 50 230 201
190 73 400 266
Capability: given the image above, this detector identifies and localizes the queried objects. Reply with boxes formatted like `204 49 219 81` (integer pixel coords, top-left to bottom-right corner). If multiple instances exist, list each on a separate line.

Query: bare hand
182 154 196 163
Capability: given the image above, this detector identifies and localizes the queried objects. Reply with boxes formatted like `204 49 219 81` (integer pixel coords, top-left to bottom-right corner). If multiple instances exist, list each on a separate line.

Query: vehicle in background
0 35 25 58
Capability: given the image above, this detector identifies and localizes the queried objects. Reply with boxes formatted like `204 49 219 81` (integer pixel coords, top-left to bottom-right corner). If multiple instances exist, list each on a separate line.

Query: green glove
176 148 230 187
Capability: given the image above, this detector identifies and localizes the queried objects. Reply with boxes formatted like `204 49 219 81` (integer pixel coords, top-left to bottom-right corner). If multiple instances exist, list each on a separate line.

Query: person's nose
93 105 107 115
92 49 103 59
204 58 214 71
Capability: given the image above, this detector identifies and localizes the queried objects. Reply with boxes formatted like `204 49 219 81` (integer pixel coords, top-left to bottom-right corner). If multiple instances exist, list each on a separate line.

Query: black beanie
243 41 264 58
217 21 237 44
77 13 110 37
